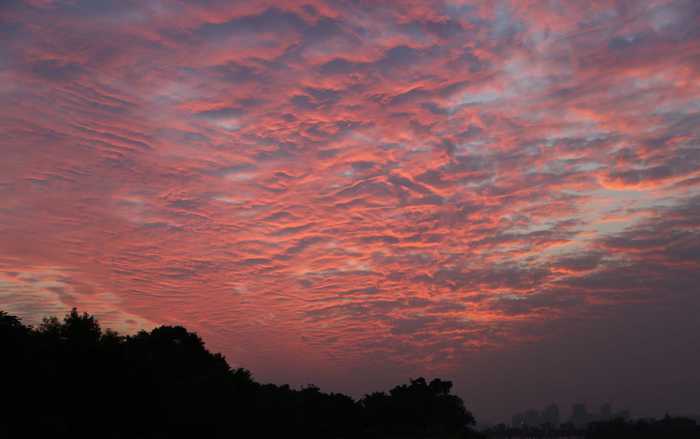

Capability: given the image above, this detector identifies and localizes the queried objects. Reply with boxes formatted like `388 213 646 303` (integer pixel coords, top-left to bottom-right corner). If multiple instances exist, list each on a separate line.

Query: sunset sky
1 0 699 422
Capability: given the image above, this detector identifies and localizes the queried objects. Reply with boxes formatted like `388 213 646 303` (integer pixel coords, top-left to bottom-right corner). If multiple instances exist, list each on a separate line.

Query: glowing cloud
1 0 699 420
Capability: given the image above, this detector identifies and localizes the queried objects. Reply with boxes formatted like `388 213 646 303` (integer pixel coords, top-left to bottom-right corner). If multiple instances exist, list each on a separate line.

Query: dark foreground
482 415 700 438
1 309 480 439
2 309 698 438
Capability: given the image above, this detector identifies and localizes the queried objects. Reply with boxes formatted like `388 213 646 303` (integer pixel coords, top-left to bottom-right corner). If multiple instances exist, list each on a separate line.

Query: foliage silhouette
360 377 476 438
0 309 481 439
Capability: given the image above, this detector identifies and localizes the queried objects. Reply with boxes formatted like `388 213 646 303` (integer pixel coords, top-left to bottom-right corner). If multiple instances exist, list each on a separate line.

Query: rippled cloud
1 0 699 420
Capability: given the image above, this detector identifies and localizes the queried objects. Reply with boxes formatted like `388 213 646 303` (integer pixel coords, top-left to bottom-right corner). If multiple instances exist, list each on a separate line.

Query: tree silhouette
0 308 482 439
360 377 478 438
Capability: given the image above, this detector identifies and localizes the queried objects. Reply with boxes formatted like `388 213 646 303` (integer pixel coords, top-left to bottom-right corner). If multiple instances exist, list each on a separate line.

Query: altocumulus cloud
1 0 699 421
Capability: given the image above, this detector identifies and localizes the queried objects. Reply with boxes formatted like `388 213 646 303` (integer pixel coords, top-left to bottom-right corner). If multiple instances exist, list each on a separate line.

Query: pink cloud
1 0 699 421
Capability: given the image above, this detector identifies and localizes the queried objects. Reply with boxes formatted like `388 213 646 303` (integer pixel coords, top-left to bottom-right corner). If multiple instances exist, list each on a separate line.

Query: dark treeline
483 416 700 439
584 415 700 438
0 309 481 439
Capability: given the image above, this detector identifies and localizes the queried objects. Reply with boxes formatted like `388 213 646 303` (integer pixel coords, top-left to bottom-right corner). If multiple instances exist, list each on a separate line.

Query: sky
1 0 699 423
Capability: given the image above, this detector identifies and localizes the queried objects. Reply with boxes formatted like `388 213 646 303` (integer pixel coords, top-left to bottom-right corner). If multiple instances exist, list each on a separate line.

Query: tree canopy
0 308 480 439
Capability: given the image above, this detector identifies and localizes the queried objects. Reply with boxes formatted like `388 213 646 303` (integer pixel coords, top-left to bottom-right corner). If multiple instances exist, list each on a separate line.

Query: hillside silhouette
0 309 481 439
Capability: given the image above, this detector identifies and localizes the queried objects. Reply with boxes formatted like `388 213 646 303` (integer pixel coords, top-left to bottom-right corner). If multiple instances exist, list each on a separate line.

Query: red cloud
2 0 700 421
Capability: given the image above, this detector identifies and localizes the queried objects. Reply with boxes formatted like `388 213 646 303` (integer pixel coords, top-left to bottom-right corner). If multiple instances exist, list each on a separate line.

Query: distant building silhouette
511 403 559 429
570 403 591 428
511 402 631 431
524 409 541 427
511 413 524 428
542 403 560 427
495 403 693 439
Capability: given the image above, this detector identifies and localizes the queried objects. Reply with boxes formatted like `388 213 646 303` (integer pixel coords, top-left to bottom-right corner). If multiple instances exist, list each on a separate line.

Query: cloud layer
1 0 699 420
